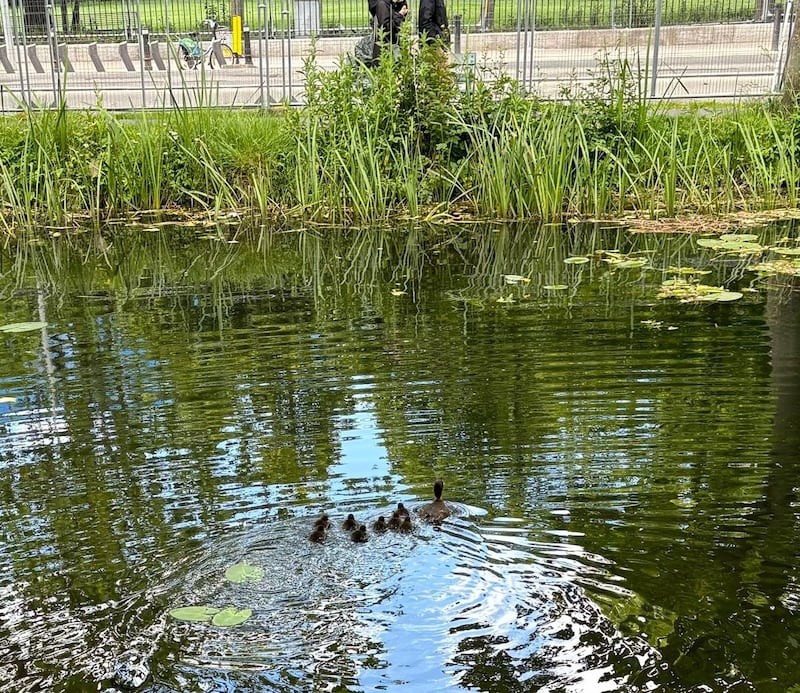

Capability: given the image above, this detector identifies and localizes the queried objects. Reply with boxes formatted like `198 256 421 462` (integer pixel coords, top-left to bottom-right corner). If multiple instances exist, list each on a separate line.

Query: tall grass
0 43 799 237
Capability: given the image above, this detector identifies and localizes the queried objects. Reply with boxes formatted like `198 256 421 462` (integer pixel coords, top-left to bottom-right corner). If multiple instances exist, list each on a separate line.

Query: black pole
243 25 253 64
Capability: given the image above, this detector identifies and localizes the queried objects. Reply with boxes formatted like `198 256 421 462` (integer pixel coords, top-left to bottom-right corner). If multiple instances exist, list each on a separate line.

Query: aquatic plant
0 45 798 232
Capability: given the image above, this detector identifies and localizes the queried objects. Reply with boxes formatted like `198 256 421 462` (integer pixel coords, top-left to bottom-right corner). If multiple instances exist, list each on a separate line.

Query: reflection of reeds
6 221 794 318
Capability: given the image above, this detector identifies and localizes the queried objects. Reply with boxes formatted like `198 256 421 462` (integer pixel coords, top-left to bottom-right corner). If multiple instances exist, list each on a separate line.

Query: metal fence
0 0 794 110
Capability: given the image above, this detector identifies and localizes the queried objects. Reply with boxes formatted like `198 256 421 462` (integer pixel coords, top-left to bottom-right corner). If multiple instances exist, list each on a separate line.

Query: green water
0 222 799 692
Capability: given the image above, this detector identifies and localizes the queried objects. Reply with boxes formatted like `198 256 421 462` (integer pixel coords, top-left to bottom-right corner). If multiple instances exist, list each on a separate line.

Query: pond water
1 221 799 693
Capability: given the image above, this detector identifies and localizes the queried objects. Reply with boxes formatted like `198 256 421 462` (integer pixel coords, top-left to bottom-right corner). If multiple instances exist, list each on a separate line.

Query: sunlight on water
1 223 799 692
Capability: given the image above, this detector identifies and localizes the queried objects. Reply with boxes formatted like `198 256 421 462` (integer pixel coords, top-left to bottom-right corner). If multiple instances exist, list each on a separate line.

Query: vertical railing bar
258 2 266 108
45 3 60 106
650 0 663 97
164 0 171 96
136 0 145 108
280 0 287 101
515 0 524 82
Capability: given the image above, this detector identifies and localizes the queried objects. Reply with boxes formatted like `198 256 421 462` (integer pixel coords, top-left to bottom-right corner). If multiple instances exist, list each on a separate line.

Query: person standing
370 0 409 61
418 0 448 45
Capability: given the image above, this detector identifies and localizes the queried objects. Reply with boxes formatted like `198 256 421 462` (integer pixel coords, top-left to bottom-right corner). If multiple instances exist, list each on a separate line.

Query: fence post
649 0 663 97
243 25 253 65
772 3 784 51
142 27 152 70
45 3 61 106
282 1 291 102
453 14 461 54
258 3 271 108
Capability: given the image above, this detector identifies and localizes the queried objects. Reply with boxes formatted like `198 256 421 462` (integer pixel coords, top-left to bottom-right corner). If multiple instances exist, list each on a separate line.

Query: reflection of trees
0 221 798 688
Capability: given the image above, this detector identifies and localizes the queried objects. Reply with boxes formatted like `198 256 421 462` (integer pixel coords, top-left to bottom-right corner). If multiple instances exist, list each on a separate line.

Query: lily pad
667 266 712 275
211 607 253 627
0 322 47 333
696 291 743 302
717 240 764 254
503 274 530 284
543 284 569 290
0 396 15 404
224 562 265 584
564 257 590 264
615 260 648 269
696 238 722 248
169 606 220 622
720 233 758 242
773 247 800 256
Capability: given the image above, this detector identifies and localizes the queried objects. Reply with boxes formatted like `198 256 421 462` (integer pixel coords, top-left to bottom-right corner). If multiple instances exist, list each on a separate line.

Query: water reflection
0 221 799 691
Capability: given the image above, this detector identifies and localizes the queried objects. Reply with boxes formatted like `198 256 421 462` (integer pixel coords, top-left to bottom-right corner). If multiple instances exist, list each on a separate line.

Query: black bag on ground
354 33 378 66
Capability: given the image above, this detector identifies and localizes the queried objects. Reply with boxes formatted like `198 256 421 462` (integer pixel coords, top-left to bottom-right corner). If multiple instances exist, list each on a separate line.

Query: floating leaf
169 606 220 622
503 274 530 284
496 295 516 304
211 607 253 627
696 238 722 248
543 284 568 290
717 240 764 254
564 257 590 264
720 233 758 242
657 278 728 301
224 562 265 584
615 260 648 269
0 396 15 404
0 322 47 333
773 247 800 256
752 260 800 277
696 291 743 302
667 266 712 275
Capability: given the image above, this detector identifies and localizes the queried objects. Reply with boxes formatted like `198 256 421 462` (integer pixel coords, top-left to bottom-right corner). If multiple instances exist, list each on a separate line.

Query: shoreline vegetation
0 42 799 237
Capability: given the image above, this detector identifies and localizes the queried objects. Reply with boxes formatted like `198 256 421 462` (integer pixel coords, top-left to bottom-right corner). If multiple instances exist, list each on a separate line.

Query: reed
0 46 799 234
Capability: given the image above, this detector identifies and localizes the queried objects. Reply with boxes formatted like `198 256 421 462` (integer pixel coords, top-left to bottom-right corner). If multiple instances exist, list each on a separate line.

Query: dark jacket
418 0 448 42
370 0 406 48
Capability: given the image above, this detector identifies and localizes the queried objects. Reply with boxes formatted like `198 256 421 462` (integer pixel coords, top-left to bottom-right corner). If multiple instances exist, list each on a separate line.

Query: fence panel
0 0 793 111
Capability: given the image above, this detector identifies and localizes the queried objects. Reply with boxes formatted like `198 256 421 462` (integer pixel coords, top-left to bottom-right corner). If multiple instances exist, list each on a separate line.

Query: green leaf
543 284 568 290
0 322 47 333
773 247 800 256
696 238 722 248
211 607 253 627
717 240 763 253
564 257 589 264
224 561 265 584
615 260 648 268
169 606 220 622
696 291 743 302
720 233 758 242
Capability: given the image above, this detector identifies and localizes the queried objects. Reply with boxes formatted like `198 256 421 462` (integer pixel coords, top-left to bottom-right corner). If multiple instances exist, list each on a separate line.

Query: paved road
0 23 781 109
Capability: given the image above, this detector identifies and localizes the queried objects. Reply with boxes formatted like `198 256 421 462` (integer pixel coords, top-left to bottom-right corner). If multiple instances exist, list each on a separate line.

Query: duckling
313 513 331 530
396 502 410 519
372 516 388 533
351 524 368 543
308 526 327 543
399 516 413 533
387 511 401 530
418 479 452 523
342 513 358 531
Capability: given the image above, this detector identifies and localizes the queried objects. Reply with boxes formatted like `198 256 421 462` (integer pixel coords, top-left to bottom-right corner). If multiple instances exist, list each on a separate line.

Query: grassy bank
0 45 798 236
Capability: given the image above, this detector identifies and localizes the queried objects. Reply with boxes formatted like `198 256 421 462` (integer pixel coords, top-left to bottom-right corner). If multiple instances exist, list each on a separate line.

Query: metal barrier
0 0 794 110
